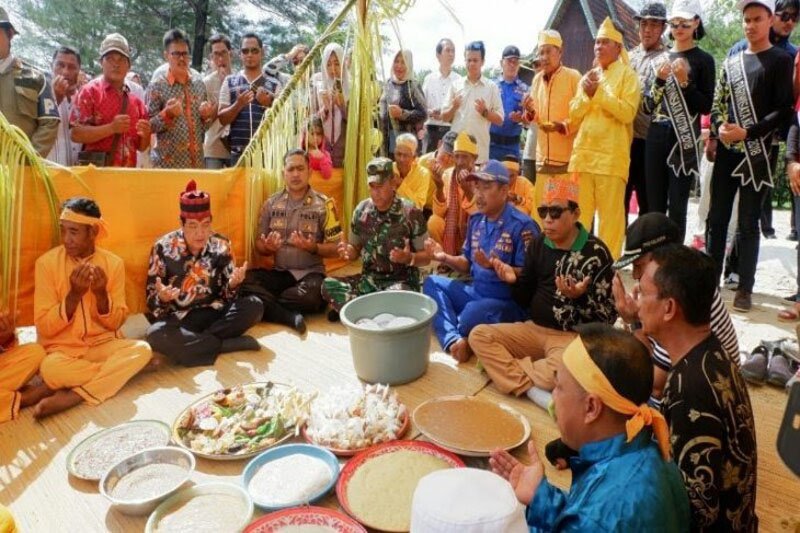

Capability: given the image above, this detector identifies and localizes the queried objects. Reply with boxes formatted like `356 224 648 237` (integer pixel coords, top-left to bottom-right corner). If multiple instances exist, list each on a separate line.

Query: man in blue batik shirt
423 159 538 362
490 324 690 532
489 45 529 161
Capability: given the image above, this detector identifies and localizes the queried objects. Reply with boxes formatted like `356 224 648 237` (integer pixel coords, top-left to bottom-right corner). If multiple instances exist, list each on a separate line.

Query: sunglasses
669 21 694 29
778 10 799 22
241 47 261 55
537 205 573 220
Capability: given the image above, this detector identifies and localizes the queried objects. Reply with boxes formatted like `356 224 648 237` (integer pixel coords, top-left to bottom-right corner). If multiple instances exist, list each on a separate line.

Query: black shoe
293 314 307 335
220 335 261 353
327 309 340 322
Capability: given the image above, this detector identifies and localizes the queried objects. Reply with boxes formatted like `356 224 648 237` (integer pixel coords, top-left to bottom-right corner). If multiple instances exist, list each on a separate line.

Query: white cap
736 0 775 13
669 0 703 20
410 468 528 533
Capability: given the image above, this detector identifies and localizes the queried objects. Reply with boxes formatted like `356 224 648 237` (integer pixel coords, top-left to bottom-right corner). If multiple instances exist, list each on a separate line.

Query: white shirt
46 98 80 166
444 76 504 163
422 69 462 127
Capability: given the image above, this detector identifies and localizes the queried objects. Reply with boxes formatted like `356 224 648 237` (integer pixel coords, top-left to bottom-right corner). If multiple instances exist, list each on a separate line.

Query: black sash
725 52 773 191
664 74 700 178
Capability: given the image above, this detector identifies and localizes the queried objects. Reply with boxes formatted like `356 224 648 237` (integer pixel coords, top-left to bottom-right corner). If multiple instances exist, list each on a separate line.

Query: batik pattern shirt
662 334 758 532
146 230 238 320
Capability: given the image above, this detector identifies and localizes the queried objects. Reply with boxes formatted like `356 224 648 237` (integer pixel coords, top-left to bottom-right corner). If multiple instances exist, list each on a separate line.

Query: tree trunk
192 0 209 72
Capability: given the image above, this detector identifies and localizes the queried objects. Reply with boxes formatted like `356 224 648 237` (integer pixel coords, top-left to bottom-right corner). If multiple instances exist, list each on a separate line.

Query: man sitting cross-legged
423 159 538 361
490 324 690 532
469 178 616 408
145 181 263 367
34 197 154 419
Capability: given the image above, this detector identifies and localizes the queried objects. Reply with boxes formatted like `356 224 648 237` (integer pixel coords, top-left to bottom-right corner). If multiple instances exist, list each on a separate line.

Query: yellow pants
532 173 571 226
40 339 151 406
0 504 17 533
0 343 46 423
469 321 576 395
576 172 626 259
427 214 445 244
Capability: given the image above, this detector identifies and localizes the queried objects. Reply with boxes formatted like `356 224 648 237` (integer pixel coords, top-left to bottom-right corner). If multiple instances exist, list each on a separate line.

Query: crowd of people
1 0 799 530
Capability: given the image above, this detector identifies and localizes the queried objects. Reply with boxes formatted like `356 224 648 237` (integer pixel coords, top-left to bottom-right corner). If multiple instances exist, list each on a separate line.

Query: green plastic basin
340 290 437 385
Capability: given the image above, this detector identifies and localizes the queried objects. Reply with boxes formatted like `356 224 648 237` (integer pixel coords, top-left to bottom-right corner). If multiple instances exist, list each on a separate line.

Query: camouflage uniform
241 187 341 316
322 195 427 311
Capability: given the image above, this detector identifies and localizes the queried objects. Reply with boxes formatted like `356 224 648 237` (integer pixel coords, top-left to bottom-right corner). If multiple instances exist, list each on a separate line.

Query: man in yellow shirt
33 198 153 419
393 133 432 210
524 30 582 225
428 131 480 253
501 154 536 217
0 309 47 423
568 18 641 258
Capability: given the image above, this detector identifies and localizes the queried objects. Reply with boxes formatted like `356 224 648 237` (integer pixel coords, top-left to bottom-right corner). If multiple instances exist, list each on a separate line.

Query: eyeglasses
777 10 799 22
169 51 190 58
241 47 261 55
668 21 693 29
537 205 573 220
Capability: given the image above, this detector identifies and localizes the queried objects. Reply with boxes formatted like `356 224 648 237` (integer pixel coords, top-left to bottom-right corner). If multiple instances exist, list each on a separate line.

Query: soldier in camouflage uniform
240 149 342 334
322 157 431 320
0 7 59 156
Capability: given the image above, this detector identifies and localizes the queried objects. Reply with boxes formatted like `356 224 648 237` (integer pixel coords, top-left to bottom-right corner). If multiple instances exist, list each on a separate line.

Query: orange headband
562 337 671 460
60 208 109 239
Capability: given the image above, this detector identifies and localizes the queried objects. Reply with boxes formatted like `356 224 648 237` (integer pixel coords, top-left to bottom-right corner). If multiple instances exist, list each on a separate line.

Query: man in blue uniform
423 159 539 362
489 45 529 161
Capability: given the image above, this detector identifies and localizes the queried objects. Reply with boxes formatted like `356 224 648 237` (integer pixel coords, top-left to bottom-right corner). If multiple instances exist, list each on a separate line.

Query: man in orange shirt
33 197 153 419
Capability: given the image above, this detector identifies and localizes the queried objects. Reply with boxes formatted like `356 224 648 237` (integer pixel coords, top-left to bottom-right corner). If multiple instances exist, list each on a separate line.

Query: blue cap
466 160 510 184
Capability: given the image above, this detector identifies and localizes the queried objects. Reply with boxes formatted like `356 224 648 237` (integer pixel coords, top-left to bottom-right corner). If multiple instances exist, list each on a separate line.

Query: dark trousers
425 124 450 154
146 296 263 367
645 123 693 242
625 138 649 221
240 269 325 323
706 144 768 293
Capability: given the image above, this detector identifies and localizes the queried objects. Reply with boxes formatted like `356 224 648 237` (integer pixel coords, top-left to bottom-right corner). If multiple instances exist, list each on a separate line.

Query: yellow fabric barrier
16 166 247 324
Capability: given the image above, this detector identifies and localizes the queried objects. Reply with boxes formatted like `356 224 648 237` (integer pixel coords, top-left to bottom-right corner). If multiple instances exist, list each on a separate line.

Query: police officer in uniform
322 157 431 321
0 7 59 156
241 148 342 334
489 45 529 161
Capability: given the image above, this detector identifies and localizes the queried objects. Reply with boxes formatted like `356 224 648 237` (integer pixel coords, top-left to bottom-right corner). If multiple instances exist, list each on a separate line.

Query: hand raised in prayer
164 97 183 118
473 248 493 269
288 231 317 253
255 87 274 107
229 261 248 289
424 238 447 263
69 263 94 298
489 440 544 506
0 309 17 347
258 231 283 254
389 238 413 265
388 104 403 119
89 265 108 295
110 114 131 134
155 278 180 303
337 234 357 261
136 119 151 139
612 272 640 324
490 256 517 284
555 275 589 299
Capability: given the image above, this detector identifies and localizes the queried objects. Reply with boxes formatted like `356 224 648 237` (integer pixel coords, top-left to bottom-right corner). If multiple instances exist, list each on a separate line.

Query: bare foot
449 338 473 363
33 389 83 419
20 382 55 408
141 353 167 374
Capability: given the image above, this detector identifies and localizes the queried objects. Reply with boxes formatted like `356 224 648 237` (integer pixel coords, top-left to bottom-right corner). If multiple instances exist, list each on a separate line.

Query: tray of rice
412 396 531 457
336 440 464 532
302 384 409 456
66 420 171 481
242 444 339 511
145 482 253 533
171 382 315 461
244 506 367 533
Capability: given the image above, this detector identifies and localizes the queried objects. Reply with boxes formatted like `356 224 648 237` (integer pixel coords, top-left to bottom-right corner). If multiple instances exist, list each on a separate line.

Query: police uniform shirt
464 202 538 300
259 188 341 280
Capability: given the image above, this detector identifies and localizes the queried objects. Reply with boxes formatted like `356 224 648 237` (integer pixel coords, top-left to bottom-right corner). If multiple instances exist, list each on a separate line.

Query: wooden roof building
545 0 641 73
